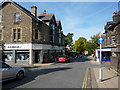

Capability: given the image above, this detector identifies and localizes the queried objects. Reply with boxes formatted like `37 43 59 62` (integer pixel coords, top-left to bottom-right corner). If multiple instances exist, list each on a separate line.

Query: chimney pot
31 6 37 17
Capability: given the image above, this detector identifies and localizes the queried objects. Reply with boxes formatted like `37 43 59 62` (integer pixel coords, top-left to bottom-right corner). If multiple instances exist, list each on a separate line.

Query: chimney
113 12 120 21
31 6 37 17
42 10 46 14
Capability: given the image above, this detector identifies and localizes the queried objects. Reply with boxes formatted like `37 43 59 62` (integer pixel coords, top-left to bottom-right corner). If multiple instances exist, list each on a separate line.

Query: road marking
82 68 89 89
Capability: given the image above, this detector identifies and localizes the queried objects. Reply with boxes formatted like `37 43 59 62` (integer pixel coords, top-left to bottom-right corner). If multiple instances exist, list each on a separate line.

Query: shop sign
7 46 21 49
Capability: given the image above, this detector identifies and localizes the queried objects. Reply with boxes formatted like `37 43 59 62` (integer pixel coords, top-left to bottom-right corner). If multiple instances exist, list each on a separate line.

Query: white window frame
12 28 22 42
14 13 21 22
0 15 2 23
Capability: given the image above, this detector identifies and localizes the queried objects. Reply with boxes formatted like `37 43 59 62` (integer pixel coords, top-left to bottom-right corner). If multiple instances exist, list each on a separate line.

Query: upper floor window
35 29 39 40
0 30 2 41
13 28 21 41
50 24 55 30
14 13 21 22
0 15 2 23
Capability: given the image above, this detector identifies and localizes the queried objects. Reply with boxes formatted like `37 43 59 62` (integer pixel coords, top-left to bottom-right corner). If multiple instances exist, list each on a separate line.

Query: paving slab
93 67 118 88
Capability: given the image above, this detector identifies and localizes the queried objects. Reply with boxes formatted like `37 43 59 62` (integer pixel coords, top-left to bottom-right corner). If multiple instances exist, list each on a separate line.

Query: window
0 15 2 23
14 13 21 22
18 29 21 40
35 29 39 40
0 30 2 41
13 29 17 40
13 28 21 41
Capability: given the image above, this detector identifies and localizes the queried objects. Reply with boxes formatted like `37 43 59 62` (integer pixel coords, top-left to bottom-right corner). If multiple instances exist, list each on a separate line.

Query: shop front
95 47 115 62
3 44 31 64
3 43 65 64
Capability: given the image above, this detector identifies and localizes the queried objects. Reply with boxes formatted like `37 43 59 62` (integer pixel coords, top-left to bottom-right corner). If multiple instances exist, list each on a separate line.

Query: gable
0 1 39 22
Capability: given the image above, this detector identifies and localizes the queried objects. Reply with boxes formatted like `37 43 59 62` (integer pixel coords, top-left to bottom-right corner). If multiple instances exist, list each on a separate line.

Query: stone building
0 41 3 60
104 11 120 74
0 0 65 64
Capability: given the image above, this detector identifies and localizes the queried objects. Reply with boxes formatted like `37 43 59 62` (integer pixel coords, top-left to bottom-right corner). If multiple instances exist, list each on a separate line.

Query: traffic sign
98 37 104 44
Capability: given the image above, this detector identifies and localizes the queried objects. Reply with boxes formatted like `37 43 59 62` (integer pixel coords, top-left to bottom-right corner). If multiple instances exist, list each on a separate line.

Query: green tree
85 33 100 54
73 37 87 54
65 33 74 46
89 33 100 46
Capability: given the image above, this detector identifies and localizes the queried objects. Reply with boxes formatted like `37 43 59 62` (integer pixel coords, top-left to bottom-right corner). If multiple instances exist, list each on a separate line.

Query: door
35 52 39 63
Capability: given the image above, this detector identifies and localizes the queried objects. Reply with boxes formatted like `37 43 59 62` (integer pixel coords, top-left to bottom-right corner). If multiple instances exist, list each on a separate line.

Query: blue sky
18 2 118 42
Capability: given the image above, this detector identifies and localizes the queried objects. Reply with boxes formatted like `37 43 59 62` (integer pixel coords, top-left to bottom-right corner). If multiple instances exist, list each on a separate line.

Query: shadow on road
2 67 72 89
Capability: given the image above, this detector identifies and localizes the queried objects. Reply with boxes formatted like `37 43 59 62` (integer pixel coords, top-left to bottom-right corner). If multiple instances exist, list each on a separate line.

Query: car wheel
16 71 24 80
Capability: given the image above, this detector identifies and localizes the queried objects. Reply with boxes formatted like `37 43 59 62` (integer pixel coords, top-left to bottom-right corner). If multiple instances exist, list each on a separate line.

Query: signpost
98 36 104 82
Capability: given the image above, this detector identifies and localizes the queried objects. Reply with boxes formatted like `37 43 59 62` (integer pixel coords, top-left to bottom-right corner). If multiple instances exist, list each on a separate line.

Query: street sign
98 37 104 44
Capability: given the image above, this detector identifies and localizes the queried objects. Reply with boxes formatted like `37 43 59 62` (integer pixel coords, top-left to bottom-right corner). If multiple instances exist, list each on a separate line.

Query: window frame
34 29 39 40
0 15 2 23
14 13 21 23
12 28 22 42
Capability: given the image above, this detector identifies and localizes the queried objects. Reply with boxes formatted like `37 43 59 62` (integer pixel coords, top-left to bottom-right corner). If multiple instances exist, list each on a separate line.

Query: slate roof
37 14 54 21
56 20 62 30
105 21 120 32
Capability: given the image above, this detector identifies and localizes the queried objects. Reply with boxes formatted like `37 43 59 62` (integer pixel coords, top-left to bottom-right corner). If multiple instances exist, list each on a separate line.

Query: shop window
13 28 21 41
4 52 13 61
16 52 29 61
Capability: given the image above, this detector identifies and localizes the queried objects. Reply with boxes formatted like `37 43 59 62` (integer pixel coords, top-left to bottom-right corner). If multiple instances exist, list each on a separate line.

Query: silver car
0 61 25 82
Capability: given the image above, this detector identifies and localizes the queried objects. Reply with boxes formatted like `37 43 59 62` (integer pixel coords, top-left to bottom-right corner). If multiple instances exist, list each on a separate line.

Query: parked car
0 61 25 82
57 55 70 63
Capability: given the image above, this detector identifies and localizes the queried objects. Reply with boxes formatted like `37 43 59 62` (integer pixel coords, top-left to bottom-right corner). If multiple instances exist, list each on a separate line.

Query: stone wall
0 42 2 60
110 56 120 74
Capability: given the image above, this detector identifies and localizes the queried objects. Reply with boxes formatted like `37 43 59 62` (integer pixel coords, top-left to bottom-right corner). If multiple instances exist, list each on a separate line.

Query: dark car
57 55 70 63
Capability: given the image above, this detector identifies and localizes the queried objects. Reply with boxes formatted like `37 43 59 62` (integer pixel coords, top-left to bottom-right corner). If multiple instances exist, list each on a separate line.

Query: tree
73 37 87 54
90 33 100 46
65 33 74 46
85 33 100 54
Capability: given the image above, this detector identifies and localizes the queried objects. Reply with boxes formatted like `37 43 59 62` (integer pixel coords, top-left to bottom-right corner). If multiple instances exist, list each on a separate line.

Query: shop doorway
35 52 40 63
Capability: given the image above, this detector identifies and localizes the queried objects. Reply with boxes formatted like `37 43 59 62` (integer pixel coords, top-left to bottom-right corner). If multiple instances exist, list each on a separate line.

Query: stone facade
104 11 120 74
0 1 65 64
0 41 2 60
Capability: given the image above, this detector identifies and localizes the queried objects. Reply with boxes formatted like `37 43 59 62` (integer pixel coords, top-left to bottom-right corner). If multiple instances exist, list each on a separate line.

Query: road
2 56 100 89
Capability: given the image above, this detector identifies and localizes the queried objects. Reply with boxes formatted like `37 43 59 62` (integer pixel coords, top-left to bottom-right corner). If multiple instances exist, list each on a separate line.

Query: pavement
6 62 57 69
85 56 119 89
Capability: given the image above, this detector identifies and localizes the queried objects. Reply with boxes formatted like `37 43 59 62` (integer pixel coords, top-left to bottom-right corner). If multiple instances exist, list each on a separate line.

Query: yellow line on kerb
82 68 89 90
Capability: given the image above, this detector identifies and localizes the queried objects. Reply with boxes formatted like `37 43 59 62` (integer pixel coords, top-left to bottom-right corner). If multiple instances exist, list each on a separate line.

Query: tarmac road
2 56 100 89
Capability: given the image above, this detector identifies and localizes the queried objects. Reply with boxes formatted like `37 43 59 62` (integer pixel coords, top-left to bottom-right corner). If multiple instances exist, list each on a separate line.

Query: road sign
98 37 104 44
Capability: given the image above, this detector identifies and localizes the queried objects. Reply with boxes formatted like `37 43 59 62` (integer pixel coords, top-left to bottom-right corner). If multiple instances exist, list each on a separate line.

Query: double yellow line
82 68 89 90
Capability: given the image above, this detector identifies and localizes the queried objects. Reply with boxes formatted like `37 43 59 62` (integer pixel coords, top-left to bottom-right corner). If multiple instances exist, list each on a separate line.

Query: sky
16 1 118 42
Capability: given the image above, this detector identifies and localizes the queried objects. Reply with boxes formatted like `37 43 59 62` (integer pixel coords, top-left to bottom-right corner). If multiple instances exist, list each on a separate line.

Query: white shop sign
4 44 32 50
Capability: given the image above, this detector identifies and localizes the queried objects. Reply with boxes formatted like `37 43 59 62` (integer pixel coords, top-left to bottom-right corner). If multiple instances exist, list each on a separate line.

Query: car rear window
59 56 65 58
